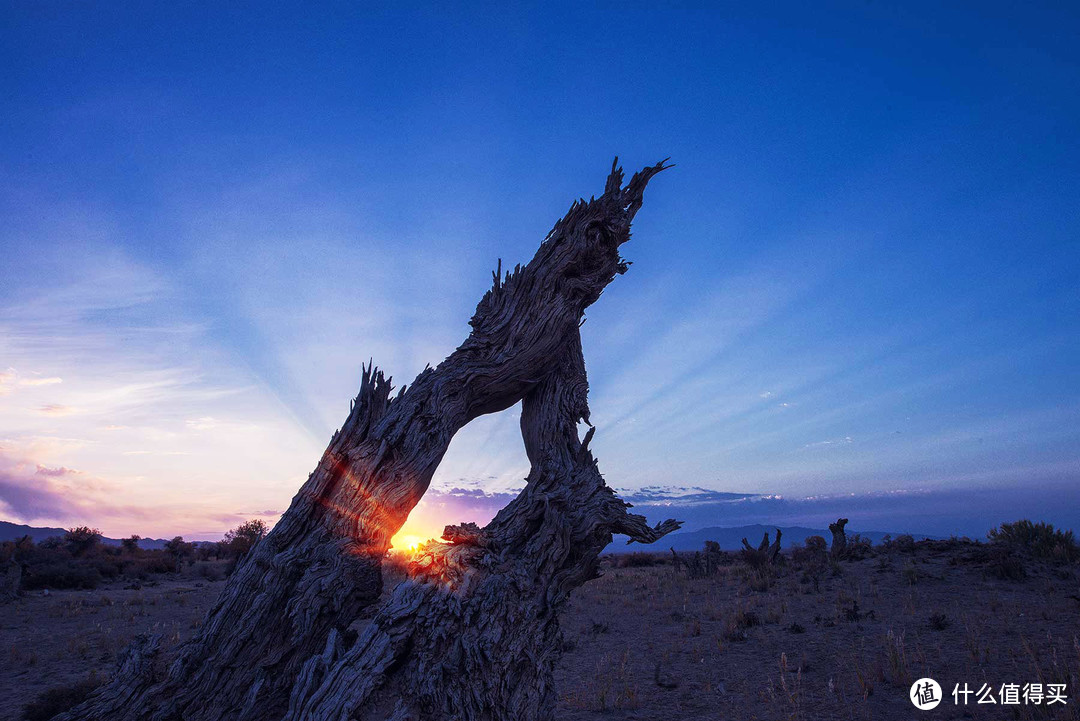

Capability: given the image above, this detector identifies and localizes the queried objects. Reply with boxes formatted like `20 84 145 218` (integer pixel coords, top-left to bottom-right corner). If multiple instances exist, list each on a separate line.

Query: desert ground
3 539 1078 721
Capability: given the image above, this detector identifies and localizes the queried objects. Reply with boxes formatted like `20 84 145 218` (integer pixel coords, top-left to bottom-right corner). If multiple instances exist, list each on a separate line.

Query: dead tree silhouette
59 159 679 721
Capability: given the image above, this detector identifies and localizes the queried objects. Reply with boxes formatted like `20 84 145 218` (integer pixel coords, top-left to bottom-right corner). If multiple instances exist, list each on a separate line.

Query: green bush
988 520 1078 563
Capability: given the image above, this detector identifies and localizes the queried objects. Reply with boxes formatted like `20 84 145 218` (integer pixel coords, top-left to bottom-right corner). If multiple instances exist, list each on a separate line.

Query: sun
391 533 425 554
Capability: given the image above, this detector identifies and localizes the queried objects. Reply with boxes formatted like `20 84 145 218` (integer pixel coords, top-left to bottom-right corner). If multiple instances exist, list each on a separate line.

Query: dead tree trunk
768 528 783 563
829 517 849 559
60 159 671 721
282 329 678 721
740 528 782 567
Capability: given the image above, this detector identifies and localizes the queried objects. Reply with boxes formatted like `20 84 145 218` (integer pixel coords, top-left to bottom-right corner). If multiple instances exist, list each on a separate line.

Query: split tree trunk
61 159 671 721
282 330 679 721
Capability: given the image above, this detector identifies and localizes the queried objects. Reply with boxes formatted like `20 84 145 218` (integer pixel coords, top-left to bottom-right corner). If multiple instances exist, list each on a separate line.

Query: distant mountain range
0 520 177 550
609 524 939 553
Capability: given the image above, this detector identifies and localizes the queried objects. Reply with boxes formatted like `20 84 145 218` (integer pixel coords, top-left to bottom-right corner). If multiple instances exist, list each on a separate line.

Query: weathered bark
282 329 679 721
61 159 671 721
829 517 849 559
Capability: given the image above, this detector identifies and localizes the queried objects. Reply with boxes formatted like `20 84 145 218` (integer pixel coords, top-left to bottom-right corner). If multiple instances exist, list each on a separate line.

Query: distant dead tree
671 540 728 578
59 159 678 721
740 528 782 566
829 517 849 558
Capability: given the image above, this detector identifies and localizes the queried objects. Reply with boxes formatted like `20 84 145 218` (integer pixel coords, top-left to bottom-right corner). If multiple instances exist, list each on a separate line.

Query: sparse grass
7 526 1080 721
882 630 910 687
987 547 1028 580
773 651 804 720
561 650 641 711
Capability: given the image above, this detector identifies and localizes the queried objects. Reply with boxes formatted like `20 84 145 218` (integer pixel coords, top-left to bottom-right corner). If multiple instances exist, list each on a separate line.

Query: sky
1 2 1078 543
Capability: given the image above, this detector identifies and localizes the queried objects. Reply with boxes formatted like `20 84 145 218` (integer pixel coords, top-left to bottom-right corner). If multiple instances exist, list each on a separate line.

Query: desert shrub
986 548 1027 581
988 520 1078 563
846 534 874 560
38 536 64 550
616 552 665 568
739 547 770 568
87 556 125 580
21 676 102 721
223 520 268 559
881 535 915 552
900 561 921 585
22 561 101 590
929 612 950 630
195 542 224 562
195 561 226 581
746 568 772 592
791 537 827 568
121 534 141 553
64 527 103 558
723 607 761 641
164 537 195 570
926 536 971 553
805 535 826 553
129 553 177 578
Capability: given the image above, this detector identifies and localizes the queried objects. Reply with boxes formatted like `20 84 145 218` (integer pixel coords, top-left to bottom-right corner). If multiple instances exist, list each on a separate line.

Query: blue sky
1 2 1078 541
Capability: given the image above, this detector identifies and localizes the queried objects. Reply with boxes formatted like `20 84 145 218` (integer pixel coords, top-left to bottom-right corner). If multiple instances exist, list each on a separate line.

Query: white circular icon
910 677 942 710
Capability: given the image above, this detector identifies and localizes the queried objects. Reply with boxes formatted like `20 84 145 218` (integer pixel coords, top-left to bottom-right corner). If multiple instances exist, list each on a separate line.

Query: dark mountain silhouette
0 520 175 549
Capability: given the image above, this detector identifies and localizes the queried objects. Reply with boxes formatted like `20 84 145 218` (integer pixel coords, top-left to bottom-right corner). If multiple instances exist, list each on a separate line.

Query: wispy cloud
0 246 323 537
38 404 78 417
801 436 854 450
0 369 63 395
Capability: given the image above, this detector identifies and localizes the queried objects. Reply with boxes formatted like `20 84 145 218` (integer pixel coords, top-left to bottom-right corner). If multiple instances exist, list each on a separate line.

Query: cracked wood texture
59 159 671 721
282 329 679 721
